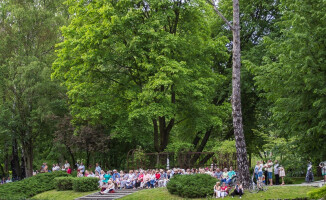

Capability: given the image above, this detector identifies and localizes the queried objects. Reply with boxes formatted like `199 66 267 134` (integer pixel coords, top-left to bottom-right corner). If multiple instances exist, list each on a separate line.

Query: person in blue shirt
226 166 236 185
112 169 120 181
95 163 101 175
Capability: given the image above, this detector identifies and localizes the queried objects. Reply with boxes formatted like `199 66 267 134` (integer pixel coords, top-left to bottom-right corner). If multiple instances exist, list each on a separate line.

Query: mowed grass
31 190 98 200
120 186 315 200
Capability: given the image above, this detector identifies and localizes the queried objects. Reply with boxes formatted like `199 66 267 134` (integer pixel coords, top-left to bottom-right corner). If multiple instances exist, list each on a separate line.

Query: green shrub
284 177 294 184
72 177 99 192
54 177 75 190
307 185 326 199
167 174 217 198
0 171 70 199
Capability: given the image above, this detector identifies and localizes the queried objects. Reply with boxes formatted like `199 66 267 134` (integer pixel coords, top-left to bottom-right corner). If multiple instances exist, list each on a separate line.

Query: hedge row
0 171 70 200
167 174 217 198
54 177 99 192
307 185 326 199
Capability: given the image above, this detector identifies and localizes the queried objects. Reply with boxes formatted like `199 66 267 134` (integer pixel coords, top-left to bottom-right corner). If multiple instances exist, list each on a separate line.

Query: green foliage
0 171 70 199
72 177 99 192
54 177 75 191
212 140 236 154
307 185 326 200
248 0 326 163
167 174 217 198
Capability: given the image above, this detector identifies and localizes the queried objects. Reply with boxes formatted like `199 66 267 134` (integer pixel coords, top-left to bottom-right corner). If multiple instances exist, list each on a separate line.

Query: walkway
76 189 141 200
274 180 325 187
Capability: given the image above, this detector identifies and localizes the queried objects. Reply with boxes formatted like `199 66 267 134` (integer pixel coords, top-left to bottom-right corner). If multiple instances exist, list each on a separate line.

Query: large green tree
250 0 326 162
0 0 67 177
53 0 229 152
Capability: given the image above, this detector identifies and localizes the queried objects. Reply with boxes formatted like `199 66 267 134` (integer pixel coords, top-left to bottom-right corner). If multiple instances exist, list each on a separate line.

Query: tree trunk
153 119 160 152
66 145 76 169
11 138 21 180
190 128 213 165
232 0 250 188
22 140 34 178
22 137 34 178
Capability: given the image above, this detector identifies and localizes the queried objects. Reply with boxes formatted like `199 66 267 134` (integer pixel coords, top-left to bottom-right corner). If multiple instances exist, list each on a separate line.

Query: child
279 166 286 185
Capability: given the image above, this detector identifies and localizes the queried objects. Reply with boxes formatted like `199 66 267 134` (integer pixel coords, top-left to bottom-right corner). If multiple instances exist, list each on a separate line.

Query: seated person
214 182 221 198
221 168 228 183
226 167 236 185
231 181 243 198
220 182 228 198
100 180 115 194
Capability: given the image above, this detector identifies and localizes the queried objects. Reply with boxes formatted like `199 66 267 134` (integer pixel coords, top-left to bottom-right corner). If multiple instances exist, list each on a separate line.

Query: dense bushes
307 185 326 200
54 177 75 191
167 174 217 198
72 177 99 192
0 171 70 200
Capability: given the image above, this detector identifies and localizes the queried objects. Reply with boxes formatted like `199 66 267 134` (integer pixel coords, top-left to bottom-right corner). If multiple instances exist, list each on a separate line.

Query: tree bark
190 128 213 165
232 0 250 188
11 138 21 180
22 139 33 178
153 119 160 152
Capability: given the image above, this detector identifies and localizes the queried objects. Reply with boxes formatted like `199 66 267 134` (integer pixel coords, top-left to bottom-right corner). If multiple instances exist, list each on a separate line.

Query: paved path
76 189 141 200
274 180 325 187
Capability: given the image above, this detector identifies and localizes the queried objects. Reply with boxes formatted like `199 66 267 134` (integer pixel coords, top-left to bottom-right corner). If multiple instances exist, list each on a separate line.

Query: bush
72 177 99 192
54 177 75 190
167 174 217 198
0 171 70 200
307 185 326 200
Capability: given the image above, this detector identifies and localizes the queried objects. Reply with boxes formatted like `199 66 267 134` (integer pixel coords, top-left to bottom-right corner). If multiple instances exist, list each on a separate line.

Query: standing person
64 160 70 170
319 161 326 182
95 163 101 175
226 166 236 185
306 162 314 183
266 160 273 186
254 162 259 182
258 161 263 182
279 165 286 185
274 160 280 185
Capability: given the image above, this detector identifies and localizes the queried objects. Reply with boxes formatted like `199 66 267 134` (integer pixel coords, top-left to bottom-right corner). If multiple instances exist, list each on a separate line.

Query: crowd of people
254 160 286 186
0 177 12 185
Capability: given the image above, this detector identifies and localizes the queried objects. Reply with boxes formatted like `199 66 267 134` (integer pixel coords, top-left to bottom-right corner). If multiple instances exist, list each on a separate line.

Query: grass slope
31 190 98 200
120 186 315 200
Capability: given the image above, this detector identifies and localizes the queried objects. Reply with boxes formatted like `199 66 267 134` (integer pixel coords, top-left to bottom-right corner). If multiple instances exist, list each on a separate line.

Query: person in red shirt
220 182 228 198
67 166 72 174
155 171 161 180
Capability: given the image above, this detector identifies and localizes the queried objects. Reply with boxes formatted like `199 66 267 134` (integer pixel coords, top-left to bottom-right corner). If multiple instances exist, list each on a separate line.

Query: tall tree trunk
66 145 76 169
11 138 21 180
22 139 33 178
153 119 160 152
232 0 250 188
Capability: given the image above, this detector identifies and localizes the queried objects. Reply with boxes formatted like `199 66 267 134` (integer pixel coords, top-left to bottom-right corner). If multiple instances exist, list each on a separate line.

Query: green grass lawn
31 190 98 200
120 186 315 200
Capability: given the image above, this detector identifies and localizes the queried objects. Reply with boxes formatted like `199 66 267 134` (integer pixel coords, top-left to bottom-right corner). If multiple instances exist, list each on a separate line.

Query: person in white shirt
100 180 115 194
266 160 273 186
258 161 263 182
64 160 70 170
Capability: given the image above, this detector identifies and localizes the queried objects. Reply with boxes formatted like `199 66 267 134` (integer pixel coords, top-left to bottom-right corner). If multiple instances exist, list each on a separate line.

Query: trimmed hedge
167 174 217 198
54 177 75 191
0 171 70 200
307 185 326 199
72 177 99 192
